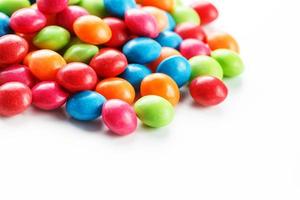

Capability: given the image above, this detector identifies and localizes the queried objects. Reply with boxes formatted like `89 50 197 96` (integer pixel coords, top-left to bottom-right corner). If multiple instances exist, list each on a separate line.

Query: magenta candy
32 81 69 110
180 39 211 59
0 64 35 87
102 99 138 136
37 0 68 14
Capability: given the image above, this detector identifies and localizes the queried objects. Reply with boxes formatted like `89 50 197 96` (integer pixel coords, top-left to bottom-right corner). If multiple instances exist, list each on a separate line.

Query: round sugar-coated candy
134 95 174 128
119 64 152 91
37 0 68 14
10 8 46 34
136 0 175 12
155 31 182 49
0 12 10 36
73 15 112 45
0 82 31 116
96 78 135 104
79 0 107 17
0 64 35 87
207 32 240 53
0 34 28 66
148 47 180 72
28 49 66 81
175 23 207 42
68 0 80 5
123 37 161 64
165 12 175 31
171 6 200 25
140 73 180 106
157 56 191 88
57 62 98 92
142 6 168 32
64 44 99 64
102 99 137 136
190 76 228 106
211 49 244 77
192 1 219 25
189 55 223 81
0 0 30 16
180 39 211 59
104 0 136 18
56 6 89 33
66 90 106 121
125 9 159 38
90 48 127 78
104 17 129 47
32 81 69 110
33 26 70 51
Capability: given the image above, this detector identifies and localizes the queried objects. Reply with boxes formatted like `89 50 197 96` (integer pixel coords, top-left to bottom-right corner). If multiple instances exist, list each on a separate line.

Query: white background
1 0 300 199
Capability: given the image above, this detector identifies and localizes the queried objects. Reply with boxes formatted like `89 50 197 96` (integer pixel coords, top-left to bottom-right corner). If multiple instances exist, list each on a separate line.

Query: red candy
104 17 130 48
0 82 32 116
189 76 228 106
192 1 219 25
175 23 207 42
0 64 35 88
57 62 98 92
0 34 28 66
32 81 69 110
37 0 68 14
90 48 128 78
180 39 211 59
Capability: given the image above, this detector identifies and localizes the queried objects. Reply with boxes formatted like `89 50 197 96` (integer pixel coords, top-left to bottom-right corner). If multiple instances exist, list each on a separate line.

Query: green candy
64 44 99 63
171 6 200 25
174 0 184 6
189 55 223 81
33 26 71 51
211 49 245 77
134 95 174 128
0 0 30 16
68 0 81 5
79 0 107 17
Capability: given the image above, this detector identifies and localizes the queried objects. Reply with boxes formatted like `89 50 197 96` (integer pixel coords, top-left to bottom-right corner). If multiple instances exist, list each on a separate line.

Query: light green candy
79 0 107 17
189 55 223 81
171 6 200 25
68 0 81 5
0 0 30 16
33 26 71 51
64 44 99 63
174 0 184 6
211 49 245 77
134 95 174 128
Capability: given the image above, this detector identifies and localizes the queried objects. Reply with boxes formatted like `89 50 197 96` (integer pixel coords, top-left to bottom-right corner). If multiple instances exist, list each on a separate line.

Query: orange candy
140 73 180 106
95 78 135 104
28 50 66 81
142 6 168 32
137 0 175 12
148 47 180 72
207 32 240 53
73 15 112 45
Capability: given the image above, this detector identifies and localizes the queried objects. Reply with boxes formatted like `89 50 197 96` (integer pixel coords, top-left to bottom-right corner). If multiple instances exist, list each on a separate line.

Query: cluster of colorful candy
0 0 244 136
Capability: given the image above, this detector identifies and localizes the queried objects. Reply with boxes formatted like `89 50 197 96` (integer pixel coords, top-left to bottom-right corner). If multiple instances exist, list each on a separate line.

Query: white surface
1 0 300 199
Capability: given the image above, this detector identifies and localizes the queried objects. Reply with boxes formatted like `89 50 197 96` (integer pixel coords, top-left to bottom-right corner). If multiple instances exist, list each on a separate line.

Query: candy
189 55 223 81
123 37 161 64
119 63 152 91
0 0 30 16
66 90 106 121
102 99 137 136
0 82 31 116
28 49 66 81
136 0 175 12
175 23 207 42
207 32 240 53
37 0 68 14
165 12 175 31
140 73 180 106
155 31 182 49
63 44 99 64
73 15 112 45
192 1 219 25
32 81 69 110
211 49 244 77
104 17 130 47
104 0 136 18
148 47 180 72
125 8 159 38
180 38 211 59
0 12 10 36
0 34 28 66
57 62 98 92
96 78 135 104
171 6 200 25
134 95 174 128
79 0 107 17
142 6 168 32
156 56 191 88
189 76 228 106
0 64 35 87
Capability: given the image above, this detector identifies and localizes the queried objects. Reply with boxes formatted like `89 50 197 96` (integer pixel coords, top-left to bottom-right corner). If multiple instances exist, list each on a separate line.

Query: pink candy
180 39 211 59
0 65 35 88
37 0 68 14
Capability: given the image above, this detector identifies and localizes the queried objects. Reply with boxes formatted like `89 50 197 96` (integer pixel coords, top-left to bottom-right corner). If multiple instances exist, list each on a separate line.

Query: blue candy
104 0 136 18
165 12 176 31
66 91 106 121
0 12 10 36
123 37 161 64
119 64 152 91
157 56 191 88
155 31 183 49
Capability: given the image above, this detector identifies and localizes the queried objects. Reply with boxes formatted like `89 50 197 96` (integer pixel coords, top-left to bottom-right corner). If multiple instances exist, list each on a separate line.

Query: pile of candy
0 0 244 135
